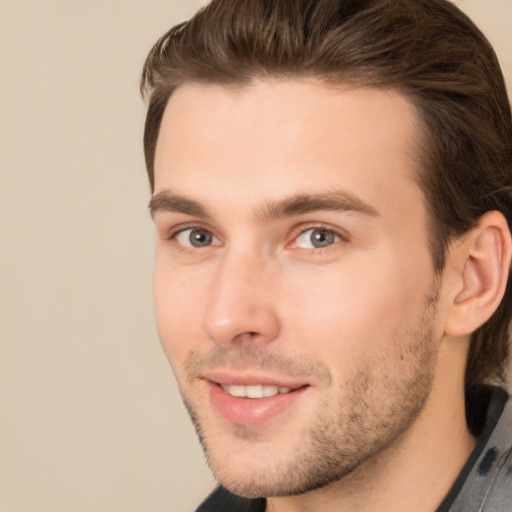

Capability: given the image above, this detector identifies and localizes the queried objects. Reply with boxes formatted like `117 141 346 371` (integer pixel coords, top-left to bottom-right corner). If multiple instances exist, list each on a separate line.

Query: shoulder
476 389 512 510
443 387 512 512
195 486 266 512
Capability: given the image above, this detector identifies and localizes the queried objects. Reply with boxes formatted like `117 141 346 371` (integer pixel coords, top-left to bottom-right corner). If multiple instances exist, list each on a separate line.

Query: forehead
153 79 424 222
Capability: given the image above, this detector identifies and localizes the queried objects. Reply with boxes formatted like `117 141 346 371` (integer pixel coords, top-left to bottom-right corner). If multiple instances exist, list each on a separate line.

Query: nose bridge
203 246 280 346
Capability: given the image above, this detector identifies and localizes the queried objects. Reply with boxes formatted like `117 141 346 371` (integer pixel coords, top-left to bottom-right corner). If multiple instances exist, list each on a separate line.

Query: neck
266 339 476 512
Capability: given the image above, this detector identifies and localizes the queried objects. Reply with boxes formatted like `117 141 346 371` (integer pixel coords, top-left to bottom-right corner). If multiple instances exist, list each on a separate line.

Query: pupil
311 230 334 248
190 229 212 247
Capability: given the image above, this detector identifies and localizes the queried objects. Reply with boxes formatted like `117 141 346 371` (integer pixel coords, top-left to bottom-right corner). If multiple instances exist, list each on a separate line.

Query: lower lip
208 382 308 427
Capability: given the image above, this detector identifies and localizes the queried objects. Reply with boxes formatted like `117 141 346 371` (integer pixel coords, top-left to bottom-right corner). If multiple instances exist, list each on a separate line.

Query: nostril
232 331 263 344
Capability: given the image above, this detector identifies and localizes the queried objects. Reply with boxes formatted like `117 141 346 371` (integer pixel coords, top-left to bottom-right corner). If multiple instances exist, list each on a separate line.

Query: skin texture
151 80 485 512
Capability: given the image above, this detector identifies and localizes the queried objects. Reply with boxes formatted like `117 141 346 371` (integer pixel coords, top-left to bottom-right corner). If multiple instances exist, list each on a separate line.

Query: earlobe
444 211 512 337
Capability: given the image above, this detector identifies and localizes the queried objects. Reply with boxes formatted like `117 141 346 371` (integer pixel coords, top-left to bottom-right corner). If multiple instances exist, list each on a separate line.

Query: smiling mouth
220 384 294 398
208 380 310 425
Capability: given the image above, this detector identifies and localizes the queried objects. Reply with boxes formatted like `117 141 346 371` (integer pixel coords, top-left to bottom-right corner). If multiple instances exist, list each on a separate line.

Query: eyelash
287 223 348 251
171 226 220 249
165 223 219 249
166 223 348 252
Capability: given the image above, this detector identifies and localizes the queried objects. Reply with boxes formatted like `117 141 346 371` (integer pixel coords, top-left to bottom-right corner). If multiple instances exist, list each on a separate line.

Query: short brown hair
141 0 512 387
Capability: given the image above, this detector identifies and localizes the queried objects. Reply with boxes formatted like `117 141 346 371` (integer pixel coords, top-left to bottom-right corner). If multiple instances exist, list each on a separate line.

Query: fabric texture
195 386 512 512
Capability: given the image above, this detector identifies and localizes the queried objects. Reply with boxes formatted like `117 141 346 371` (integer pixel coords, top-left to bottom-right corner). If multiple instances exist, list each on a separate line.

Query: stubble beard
180 288 441 499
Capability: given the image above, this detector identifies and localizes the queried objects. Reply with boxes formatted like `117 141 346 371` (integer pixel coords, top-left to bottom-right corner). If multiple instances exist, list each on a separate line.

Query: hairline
148 75 444 269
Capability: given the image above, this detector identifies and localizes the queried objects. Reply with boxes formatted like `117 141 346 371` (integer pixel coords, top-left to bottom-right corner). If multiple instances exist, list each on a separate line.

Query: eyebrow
149 192 211 219
149 190 379 221
257 191 379 222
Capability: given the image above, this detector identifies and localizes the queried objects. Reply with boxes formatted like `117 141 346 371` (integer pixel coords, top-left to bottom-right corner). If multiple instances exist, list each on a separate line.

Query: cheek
281 259 430 361
152 259 210 363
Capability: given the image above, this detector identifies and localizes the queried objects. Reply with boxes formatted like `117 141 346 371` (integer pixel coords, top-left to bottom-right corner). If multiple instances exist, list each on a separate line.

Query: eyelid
159 220 222 244
157 219 349 251
175 227 219 247
175 224 220 237
287 223 350 249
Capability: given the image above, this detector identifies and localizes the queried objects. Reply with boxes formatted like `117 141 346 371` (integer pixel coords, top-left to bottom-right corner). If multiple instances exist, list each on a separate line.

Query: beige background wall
0 1 510 511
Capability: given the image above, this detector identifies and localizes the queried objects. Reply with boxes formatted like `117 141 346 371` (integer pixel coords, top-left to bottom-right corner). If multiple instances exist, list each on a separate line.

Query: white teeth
221 384 293 398
263 385 278 397
226 385 246 397
247 385 266 398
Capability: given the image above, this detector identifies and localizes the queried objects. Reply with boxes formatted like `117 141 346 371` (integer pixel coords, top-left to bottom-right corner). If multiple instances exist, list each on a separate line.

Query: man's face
151 80 446 497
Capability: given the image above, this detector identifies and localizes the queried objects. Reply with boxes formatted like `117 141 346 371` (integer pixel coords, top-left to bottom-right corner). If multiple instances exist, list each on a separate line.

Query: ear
444 211 512 337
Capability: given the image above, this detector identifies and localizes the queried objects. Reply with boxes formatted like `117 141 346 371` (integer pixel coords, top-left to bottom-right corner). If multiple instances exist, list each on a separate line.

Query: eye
174 227 219 248
294 228 341 249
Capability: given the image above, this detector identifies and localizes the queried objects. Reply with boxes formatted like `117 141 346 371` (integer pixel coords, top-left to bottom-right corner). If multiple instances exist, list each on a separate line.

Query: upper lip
202 370 310 389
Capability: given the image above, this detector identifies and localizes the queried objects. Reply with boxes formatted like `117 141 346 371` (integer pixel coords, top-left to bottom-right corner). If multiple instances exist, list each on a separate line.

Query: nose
203 252 281 347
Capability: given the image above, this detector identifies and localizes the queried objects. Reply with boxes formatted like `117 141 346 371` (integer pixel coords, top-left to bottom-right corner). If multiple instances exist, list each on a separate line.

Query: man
141 0 512 510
